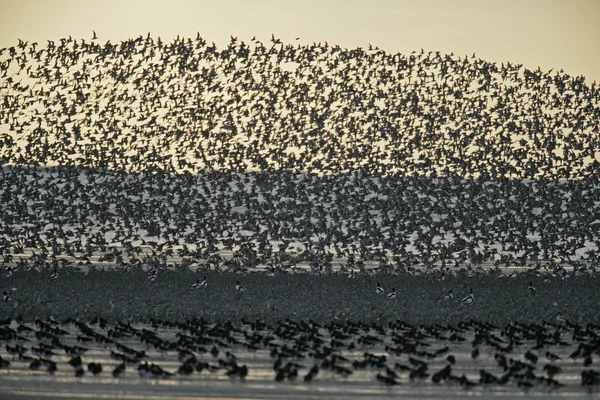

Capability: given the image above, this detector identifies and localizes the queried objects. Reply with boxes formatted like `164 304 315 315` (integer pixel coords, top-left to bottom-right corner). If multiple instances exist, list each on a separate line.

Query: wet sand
1 298 599 400
2 270 600 400
2 269 598 326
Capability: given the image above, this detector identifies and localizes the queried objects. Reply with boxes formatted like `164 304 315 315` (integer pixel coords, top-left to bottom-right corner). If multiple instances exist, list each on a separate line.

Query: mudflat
2 269 597 325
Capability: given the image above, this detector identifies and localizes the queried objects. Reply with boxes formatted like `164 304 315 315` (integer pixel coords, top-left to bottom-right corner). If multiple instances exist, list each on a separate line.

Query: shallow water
1 320 598 399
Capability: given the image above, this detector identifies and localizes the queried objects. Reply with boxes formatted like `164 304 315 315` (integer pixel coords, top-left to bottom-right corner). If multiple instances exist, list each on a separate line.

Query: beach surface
2 269 598 326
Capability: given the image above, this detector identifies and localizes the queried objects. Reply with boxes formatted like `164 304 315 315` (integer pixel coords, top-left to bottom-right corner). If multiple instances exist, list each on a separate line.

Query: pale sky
0 0 599 82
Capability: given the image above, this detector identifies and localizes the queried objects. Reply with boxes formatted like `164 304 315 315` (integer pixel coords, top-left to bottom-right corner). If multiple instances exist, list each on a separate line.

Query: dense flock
1 33 600 396
0 33 599 178
1 167 600 273
0 34 599 300
3 315 600 390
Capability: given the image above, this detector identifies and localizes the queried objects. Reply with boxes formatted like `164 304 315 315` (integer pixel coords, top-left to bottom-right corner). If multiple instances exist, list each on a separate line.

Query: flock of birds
0 34 598 275
0 33 600 394
1 315 600 390
1 166 599 275
0 33 598 180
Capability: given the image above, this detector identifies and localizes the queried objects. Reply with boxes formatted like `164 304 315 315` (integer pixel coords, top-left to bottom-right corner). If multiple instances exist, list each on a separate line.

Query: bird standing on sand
192 276 208 289
3 291 15 302
461 288 474 305
236 281 246 292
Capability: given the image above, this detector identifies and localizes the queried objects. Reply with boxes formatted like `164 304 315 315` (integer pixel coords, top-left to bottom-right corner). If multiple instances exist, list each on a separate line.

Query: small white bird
347 269 356 279
461 288 474 305
50 268 58 280
375 283 385 295
386 288 396 299
235 281 246 292
528 282 537 294
192 276 208 289
443 290 454 301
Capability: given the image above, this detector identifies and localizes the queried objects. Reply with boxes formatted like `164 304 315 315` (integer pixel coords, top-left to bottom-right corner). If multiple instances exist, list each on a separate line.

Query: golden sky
0 0 599 82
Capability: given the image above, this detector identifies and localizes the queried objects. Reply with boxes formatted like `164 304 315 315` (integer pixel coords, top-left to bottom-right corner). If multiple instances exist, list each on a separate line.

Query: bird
376 372 400 386
112 362 126 377
0 356 11 369
3 291 15 302
386 288 397 299
88 362 102 375
68 355 82 368
524 350 538 364
50 268 58 280
528 282 537 294
225 364 248 379
304 364 319 382
443 290 454 301
148 270 157 282
235 281 246 292
376 283 385 294
543 363 562 376
191 276 207 289
461 288 474 305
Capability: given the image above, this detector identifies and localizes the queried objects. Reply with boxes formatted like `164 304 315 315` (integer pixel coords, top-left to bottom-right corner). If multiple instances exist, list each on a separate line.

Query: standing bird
112 362 126 377
528 282 537 294
0 356 10 368
376 283 385 294
192 276 207 289
304 364 319 382
148 270 157 282
3 291 15 302
387 288 397 299
236 281 246 292
88 362 102 375
461 288 474 305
